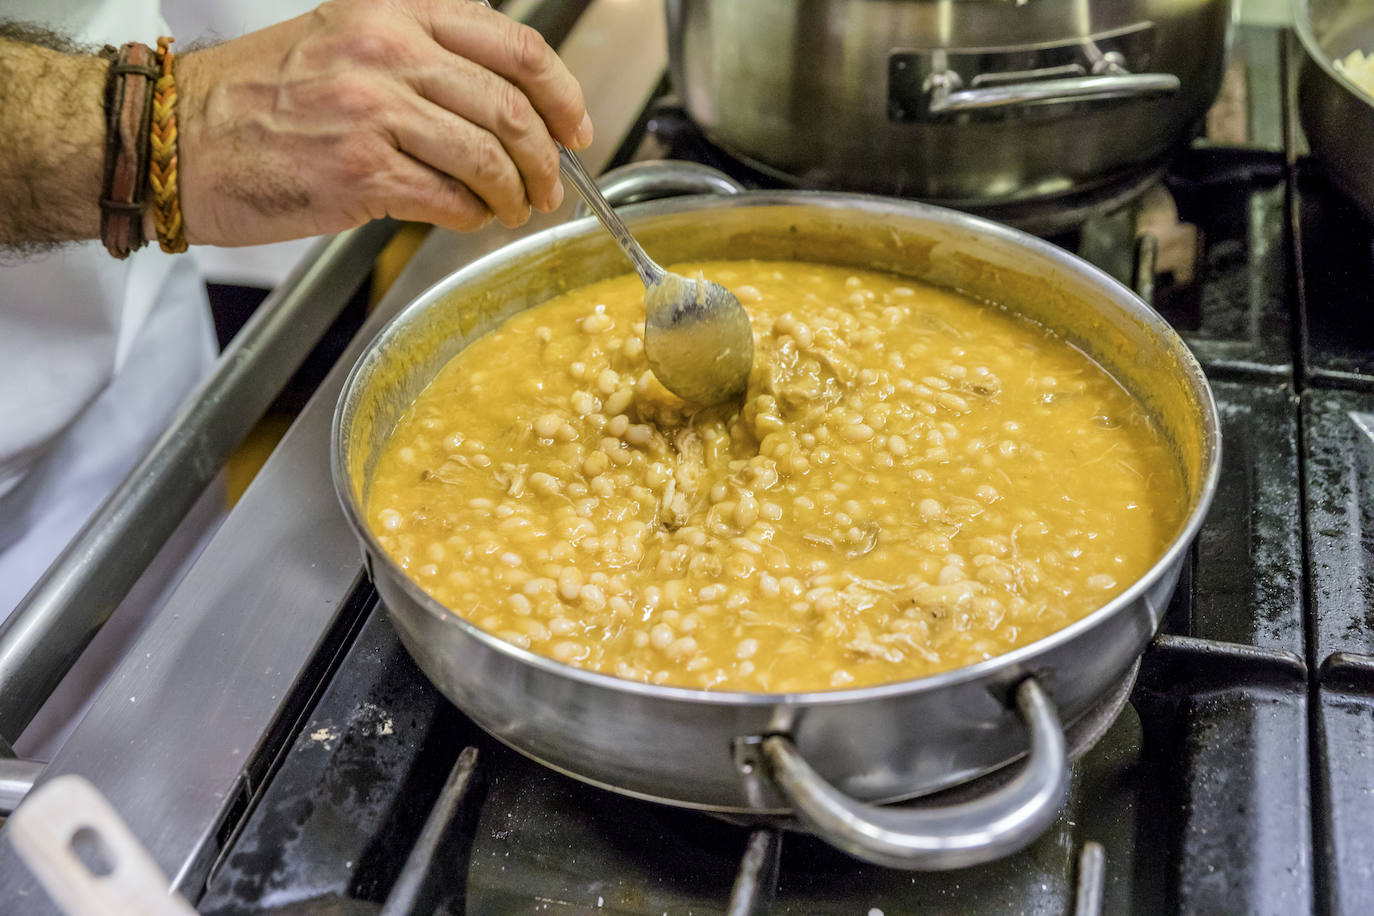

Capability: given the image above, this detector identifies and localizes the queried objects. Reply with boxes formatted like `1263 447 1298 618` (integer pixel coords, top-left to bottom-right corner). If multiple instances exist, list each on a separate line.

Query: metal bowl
332 181 1220 869
1297 0 1374 220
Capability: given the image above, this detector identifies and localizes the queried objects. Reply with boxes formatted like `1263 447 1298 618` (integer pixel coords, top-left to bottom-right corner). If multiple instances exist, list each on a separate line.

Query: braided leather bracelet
149 37 187 253
99 42 158 259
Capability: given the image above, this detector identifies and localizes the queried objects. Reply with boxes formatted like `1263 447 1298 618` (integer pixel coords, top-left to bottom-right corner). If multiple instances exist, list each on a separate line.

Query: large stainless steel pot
332 169 1221 869
666 0 1235 233
1296 0 1374 221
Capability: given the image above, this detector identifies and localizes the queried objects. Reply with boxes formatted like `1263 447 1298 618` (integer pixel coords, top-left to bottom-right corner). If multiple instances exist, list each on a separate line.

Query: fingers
381 151 496 233
389 95 535 228
421 1 592 151
410 52 564 214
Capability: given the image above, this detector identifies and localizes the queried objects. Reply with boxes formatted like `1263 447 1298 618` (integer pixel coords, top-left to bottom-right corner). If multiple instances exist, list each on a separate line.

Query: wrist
73 56 110 240
172 48 212 247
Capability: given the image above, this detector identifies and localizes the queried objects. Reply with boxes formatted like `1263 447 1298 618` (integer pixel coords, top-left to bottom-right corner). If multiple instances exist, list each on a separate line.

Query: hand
175 0 592 246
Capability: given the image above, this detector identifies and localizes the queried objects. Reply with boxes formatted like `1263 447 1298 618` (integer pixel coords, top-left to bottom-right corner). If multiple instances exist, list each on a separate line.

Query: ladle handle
468 0 662 287
738 678 1069 870
558 144 665 289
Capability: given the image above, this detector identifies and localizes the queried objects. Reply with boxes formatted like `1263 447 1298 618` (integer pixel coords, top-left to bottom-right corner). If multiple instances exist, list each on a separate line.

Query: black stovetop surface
195 26 1374 916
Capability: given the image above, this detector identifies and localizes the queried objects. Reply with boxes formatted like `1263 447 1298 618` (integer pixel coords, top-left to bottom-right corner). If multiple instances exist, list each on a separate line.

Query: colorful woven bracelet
149 36 187 254
100 42 158 259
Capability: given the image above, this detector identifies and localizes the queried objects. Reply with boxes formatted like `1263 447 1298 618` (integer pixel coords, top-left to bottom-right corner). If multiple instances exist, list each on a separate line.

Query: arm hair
0 22 109 256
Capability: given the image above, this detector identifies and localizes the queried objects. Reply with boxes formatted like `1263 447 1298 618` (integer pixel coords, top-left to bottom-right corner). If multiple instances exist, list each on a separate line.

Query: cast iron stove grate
194 24 1374 916
194 582 1312 916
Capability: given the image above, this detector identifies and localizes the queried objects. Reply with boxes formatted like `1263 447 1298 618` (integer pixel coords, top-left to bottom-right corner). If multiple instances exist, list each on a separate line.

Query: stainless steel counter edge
0 0 668 907
0 220 397 745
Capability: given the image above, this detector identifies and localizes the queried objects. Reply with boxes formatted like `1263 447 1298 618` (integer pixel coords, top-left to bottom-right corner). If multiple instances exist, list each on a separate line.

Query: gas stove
1 8 1372 915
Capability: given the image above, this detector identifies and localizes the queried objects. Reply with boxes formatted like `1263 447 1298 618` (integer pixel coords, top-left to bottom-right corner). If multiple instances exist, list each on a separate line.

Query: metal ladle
471 0 751 403
557 147 754 404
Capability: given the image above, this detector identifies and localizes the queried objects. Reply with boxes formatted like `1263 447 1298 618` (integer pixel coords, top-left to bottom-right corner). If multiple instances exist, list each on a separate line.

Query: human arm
0 0 592 251
0 29 108 249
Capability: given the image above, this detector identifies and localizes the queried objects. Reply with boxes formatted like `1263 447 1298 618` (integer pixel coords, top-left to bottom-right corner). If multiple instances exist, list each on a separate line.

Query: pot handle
928 72 1180 115
746 678 1069 871
572 160 745 218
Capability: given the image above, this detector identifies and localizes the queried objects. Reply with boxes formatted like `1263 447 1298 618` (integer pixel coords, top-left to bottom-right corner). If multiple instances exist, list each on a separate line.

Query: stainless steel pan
1296 0 1374 220
332 166 1221 869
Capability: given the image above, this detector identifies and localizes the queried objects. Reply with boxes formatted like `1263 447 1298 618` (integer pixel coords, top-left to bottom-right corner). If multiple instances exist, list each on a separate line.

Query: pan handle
572 160 745 219
742 678 1069 871
928 72 1180 114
